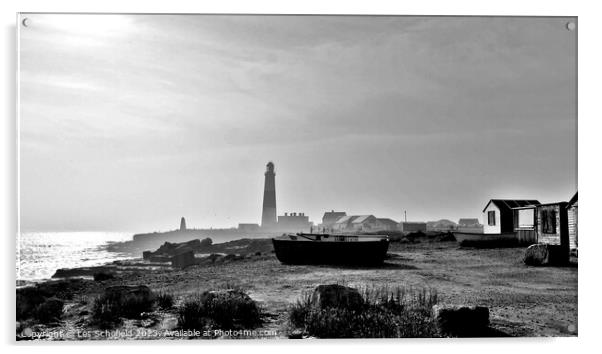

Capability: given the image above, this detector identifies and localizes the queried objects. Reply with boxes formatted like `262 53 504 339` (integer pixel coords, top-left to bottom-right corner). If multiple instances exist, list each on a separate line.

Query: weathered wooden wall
568 203 578 250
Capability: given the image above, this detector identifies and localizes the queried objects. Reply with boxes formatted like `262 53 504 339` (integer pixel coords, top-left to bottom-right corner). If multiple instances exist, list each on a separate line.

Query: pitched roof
483 199 540 213
567 192 578 208
322 211 347 222
334 215 355 224
351 215 375 224
376 218 398 226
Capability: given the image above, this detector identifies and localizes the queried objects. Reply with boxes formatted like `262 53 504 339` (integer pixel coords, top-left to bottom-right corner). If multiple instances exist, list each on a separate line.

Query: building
180 217 187 231
567 192 578 251
332 215 355 231
400 222 427 233
375 218 399 231
426 219 456 232
331 215 378 232
457 218 482 233
277 212 311 232
458 218 480 227
321 210 347 229
483 199 540 234
261 162 277 229
350 215 378 231
513 202 570 248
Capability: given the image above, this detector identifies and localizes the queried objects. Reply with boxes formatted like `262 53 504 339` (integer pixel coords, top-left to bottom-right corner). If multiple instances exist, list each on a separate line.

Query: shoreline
16 236 578 340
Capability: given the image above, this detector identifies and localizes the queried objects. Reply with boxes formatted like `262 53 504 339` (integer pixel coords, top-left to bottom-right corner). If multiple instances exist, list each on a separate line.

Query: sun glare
25 14 134 37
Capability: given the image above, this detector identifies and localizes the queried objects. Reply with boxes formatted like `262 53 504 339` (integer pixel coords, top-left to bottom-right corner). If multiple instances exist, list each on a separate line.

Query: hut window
487 211 496 226
542 209 557 234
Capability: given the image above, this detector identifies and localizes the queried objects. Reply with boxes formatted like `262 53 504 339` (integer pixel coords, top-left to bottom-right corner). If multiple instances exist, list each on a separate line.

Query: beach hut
535 202 570 256
482 199 540 234
567 192 578 252
513 202 569 251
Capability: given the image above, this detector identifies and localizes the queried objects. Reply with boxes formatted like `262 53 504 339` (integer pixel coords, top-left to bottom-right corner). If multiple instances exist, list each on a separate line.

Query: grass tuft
177 289 262 332
91 289 155 328
289 285 438 338
156 292 175 310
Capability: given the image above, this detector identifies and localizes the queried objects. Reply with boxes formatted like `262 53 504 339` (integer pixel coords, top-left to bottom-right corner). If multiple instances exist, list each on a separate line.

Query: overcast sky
19 15 577 232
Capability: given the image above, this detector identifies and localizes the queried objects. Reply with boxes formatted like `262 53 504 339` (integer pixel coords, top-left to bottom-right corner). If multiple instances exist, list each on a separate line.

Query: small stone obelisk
180 217 187 231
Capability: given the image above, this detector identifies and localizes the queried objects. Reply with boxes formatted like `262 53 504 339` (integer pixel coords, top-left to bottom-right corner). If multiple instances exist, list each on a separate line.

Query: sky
19 15 577 232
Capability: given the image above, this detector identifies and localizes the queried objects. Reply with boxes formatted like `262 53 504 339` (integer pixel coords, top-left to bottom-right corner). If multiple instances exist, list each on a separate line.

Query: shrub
288 285 438 338
91 286 155 328
33 298 64 323
177 289 262 332
156 292 175 310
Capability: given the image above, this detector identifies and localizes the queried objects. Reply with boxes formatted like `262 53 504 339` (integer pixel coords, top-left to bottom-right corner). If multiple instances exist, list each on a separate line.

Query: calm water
16 232 134 282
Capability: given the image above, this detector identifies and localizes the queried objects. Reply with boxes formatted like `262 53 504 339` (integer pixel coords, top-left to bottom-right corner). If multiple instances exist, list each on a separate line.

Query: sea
16 232 136 283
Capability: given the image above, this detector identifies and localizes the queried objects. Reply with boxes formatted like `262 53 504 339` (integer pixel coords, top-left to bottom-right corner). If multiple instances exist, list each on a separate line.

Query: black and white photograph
15 13 577 340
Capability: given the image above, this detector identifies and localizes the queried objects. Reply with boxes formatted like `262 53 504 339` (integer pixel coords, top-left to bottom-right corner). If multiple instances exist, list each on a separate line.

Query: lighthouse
261 162 277 228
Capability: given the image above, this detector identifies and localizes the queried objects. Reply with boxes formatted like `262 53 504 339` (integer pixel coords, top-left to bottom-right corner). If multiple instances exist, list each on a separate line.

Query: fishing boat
453 231 517 246
272 233 390 265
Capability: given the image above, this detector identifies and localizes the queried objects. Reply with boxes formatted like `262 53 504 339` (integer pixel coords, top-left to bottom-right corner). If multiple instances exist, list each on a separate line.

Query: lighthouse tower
261 162 277 228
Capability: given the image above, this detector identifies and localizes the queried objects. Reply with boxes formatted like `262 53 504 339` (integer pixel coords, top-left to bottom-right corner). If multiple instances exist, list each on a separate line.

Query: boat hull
453 232 517 247
272 238 390 265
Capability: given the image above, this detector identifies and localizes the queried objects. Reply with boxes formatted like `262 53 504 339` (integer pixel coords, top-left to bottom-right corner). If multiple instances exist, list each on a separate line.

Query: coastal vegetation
16 240 578 339
289 285 438 338
177 289 262 332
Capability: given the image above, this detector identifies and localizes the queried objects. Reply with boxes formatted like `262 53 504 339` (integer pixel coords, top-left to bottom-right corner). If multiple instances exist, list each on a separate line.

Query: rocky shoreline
16 235 578 340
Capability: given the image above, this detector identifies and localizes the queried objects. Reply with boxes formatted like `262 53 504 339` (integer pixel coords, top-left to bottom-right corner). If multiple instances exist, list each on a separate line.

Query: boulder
524 244 569 266
200 237 213 247
93 272 115 281
171 250 196 268
432 305 489 337
310 284 364 310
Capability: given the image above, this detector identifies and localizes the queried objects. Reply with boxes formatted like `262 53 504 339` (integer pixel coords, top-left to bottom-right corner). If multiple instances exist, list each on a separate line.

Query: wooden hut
567 192 578 252
512 205 538 245
513 202 570 254
482 199 540 234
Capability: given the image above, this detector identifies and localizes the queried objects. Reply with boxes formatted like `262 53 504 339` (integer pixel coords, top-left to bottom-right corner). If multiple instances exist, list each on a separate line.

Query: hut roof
567 192 578 208
351 215 375 224
483 199 540 213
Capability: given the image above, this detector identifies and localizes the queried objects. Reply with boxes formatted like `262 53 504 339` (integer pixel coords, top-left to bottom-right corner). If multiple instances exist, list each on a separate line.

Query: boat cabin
482 199 540 234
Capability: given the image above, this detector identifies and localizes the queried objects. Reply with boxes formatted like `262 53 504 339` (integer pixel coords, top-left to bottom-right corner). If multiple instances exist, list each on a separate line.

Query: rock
432 305 489 337
200 237 213 247
149 255 171 263
93 272 115 281
142 251 152 260
310 284 364 310
524 244 569 266
171 250 196 268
